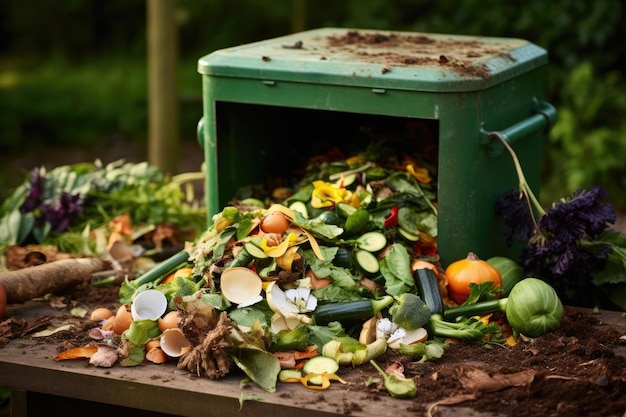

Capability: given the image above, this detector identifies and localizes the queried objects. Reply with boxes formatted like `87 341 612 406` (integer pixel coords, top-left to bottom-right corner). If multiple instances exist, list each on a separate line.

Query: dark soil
2 279 625 417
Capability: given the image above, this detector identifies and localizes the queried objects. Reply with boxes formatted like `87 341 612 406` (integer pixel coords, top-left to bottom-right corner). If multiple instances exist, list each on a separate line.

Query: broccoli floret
389 293 431 330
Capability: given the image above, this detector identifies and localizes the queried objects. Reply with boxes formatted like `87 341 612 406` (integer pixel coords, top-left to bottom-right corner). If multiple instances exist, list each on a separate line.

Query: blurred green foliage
0 0 624 207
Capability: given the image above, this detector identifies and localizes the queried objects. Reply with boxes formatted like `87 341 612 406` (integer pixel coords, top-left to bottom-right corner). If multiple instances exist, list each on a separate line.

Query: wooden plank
2 301 624 417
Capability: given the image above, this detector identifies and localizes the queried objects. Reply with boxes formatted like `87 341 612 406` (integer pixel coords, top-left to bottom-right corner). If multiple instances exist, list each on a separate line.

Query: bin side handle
481 98 557 157
196 117 205 149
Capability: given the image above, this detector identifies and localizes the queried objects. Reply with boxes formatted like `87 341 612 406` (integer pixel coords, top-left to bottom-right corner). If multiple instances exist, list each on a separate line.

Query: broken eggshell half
131 289 168 321
220 267 263 307
160 328 191 358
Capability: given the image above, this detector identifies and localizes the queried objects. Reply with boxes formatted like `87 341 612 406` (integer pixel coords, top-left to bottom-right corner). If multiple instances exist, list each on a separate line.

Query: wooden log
0 257 111 304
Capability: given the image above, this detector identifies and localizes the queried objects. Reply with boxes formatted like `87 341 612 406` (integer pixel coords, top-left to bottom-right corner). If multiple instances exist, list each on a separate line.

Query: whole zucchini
312 296 394 326
413 268 444 315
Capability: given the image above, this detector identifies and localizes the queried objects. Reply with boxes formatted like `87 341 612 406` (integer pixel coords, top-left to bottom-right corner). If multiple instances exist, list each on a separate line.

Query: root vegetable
0 257 111 306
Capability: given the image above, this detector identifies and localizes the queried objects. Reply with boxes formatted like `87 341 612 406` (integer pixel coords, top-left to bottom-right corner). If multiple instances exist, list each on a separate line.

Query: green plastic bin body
197 28 555 267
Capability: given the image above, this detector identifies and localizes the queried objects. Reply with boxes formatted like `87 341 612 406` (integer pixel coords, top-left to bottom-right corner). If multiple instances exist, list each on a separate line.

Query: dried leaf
70 306 88 318
54 345 98 361
458 366 537 393
32 324 73 337
426 393 479 417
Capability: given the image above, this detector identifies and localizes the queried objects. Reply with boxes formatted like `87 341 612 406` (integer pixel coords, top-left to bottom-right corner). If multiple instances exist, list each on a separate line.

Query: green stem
371 295 395 315
328 162 374 181
442 298 508 321
492 132 546 218
134 250 190 286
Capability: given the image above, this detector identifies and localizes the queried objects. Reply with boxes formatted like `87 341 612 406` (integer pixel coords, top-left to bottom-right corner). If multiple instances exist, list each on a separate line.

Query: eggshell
145 339 161 352
90 307 114 321
160 328 191 358
158 311 182 332
146 347 169 364
111 305 133 334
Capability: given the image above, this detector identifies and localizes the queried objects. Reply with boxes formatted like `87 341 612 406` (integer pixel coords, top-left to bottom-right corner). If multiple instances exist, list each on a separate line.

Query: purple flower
497 185 616 290
20 167 46 213
41 192 85 232
539 187 616 242
494 188 536 245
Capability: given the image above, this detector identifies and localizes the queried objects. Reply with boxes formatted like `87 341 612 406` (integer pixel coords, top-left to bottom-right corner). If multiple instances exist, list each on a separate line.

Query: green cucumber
243 241 268 259
413 268 444 315
316 210 344 226
334 173 357 188
332 247 353 268
288 201 309 219
353 249 380 276
312 296 394 326
279 369 303 382
227 247 254 268
356 231 387 252
398 227 420 242
302 356 339 376
336 202 357 219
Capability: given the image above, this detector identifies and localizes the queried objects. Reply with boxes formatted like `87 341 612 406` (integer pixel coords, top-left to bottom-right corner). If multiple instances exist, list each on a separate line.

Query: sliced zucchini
356 231 387 252
243 241 269 259
302 356 339 375
334 173 357 188
354 249 380 276
288 201 309 219
398 227 420 242
278 369 303 382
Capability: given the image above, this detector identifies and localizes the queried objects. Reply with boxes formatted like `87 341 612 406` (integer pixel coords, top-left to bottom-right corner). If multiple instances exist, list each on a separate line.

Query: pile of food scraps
34 146 568 396
2 135 626 417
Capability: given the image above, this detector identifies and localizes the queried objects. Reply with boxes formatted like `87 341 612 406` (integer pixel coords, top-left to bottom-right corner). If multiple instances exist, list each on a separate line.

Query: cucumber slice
356 231 387 252
288 201 309 219
336 202 357 219
334 173 357 188
398 227 420 242
243 241 268 259
278 369 303 382
302 356 339 376
354 249 380 275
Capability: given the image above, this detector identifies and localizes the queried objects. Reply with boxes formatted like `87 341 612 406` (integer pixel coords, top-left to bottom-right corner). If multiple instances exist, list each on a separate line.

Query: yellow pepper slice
311 180 356 208
299 373 347 390
261 232 299 257
406 163 432 184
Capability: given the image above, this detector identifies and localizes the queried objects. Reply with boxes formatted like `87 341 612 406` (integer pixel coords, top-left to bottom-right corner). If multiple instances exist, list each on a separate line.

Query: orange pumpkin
445 252 502 305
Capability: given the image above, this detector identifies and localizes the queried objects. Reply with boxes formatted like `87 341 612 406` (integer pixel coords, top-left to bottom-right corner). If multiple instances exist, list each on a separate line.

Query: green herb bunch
0 159 206 255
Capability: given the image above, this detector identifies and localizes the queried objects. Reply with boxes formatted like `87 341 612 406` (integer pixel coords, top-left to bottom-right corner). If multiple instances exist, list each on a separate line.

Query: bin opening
198 28 551 264
214 101 439 207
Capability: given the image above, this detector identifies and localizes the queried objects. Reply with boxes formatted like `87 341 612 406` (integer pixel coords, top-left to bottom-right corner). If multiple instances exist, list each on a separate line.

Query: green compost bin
196 28 556 267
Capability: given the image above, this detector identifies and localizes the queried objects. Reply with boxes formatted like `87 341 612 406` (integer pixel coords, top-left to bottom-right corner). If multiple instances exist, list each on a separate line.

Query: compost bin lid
198 28 548 93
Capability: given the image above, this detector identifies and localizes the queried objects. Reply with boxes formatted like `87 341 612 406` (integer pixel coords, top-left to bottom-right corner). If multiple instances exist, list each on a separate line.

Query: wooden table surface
1 299 625 417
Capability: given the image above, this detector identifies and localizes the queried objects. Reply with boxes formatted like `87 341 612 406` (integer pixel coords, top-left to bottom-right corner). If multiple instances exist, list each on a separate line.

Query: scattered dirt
350 308 626 417
324 30 512 78
2 279 625 417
